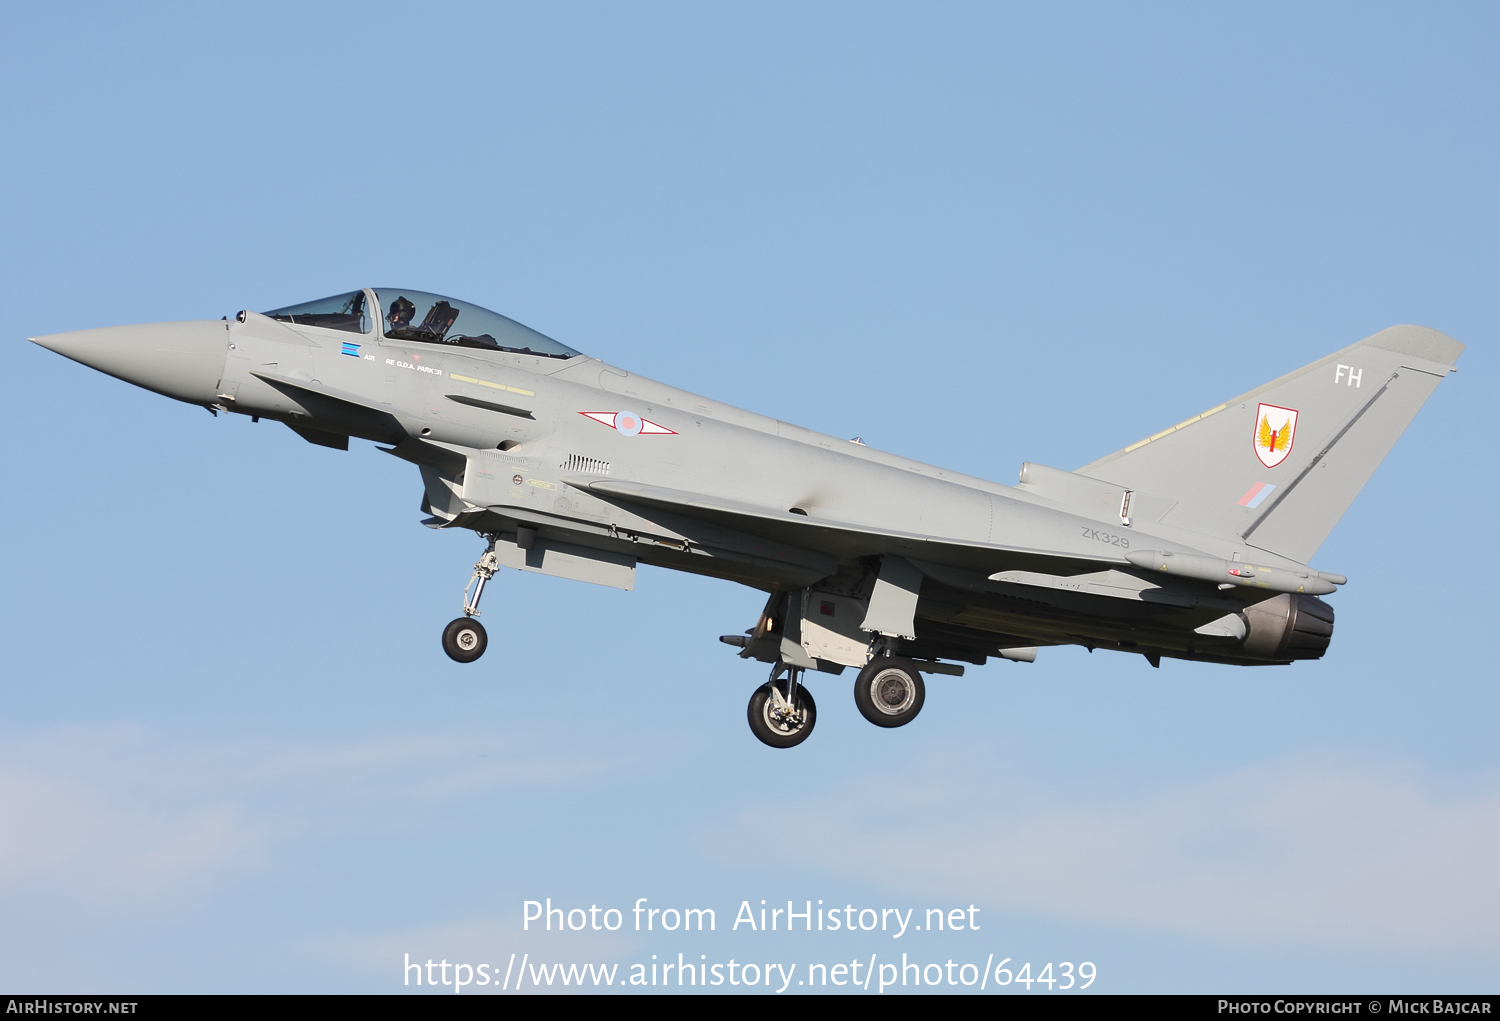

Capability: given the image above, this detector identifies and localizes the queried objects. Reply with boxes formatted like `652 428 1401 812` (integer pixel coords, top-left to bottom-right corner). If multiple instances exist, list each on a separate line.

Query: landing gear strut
442 535 499 663
747 665 817 748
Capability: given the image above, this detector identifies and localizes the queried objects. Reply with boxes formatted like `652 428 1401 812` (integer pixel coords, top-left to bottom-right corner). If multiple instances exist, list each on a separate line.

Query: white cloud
0 755 253 906
0 724 625 908
702 749 1500 953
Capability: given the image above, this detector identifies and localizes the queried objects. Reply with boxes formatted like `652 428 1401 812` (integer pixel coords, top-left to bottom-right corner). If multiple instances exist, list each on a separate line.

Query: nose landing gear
442 616 488 662
442 535 500 663
747 665 817 748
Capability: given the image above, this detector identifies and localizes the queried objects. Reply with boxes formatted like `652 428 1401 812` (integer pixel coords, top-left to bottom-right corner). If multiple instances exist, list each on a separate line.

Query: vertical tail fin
1077 325 1463 563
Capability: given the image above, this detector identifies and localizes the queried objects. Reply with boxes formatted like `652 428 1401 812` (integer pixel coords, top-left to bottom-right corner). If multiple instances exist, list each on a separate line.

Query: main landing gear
853 655 925 728
739 630 929 747
746 665 817 748
743 655 926 747
442 536 499 663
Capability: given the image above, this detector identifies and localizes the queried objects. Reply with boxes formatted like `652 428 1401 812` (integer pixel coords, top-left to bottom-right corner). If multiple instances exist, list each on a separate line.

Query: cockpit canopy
373 289 580 358
263 288 582 359
264 290 371 333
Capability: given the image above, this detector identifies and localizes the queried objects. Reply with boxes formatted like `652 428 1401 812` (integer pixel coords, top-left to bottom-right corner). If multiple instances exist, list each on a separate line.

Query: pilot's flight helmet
386 296 416 330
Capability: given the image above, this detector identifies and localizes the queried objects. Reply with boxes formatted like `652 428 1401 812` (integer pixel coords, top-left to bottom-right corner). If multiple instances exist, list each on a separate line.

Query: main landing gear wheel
854 657 925 728
747 675 817 748
442 617 488 663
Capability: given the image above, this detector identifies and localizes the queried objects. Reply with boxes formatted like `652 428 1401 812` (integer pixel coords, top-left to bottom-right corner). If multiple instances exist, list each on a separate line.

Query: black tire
442 616 488 663
747 678 817 748
853 657 925 727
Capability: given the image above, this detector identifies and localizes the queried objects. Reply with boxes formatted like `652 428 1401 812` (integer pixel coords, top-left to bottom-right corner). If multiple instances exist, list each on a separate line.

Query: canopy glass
373 288 581 358
262 289 581 359
264 291 371 334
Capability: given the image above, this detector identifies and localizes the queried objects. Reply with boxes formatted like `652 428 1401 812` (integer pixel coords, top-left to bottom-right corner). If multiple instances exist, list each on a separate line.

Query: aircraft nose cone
30 320 230 405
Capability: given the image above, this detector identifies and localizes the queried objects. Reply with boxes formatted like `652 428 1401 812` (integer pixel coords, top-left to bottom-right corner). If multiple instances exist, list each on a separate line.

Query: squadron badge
1253 403 1298 468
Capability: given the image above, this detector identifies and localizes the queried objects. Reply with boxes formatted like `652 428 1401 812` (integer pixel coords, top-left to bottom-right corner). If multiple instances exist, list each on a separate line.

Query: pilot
386 296 416 334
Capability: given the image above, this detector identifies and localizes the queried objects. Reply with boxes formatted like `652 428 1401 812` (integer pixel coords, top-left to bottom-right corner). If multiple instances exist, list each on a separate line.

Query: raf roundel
579 411 677 435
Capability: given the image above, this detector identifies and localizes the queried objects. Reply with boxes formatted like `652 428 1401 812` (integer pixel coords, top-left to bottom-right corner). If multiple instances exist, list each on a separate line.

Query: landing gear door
799 591 871 669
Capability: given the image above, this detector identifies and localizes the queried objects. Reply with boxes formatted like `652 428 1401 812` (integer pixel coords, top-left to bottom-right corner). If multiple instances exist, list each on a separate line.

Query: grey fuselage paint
38 301 1456 668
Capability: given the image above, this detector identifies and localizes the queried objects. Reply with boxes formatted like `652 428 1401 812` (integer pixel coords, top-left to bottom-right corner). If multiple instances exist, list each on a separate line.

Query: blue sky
0 1 1495 994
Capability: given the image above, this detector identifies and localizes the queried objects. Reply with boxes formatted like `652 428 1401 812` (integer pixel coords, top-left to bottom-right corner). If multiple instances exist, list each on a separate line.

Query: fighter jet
29 289 1463 747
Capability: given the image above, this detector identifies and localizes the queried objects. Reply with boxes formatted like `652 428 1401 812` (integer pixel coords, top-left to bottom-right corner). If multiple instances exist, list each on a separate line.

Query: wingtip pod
1125 550 1339 596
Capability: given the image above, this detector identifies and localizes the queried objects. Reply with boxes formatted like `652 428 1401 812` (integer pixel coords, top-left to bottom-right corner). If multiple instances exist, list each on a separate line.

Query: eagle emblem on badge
1253 403 1298 468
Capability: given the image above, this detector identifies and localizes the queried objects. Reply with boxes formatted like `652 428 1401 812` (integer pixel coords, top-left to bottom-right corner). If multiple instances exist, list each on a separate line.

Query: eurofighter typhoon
30 290 1463 747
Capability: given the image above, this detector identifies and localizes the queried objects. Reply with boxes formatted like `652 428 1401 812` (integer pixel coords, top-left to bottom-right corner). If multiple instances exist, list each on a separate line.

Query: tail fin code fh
1076 325 1463 564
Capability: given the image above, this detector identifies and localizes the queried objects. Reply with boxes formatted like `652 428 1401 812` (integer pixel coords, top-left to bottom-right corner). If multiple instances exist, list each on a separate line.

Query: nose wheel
747 667 817 748
442 616 488 663
442 534 501 663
